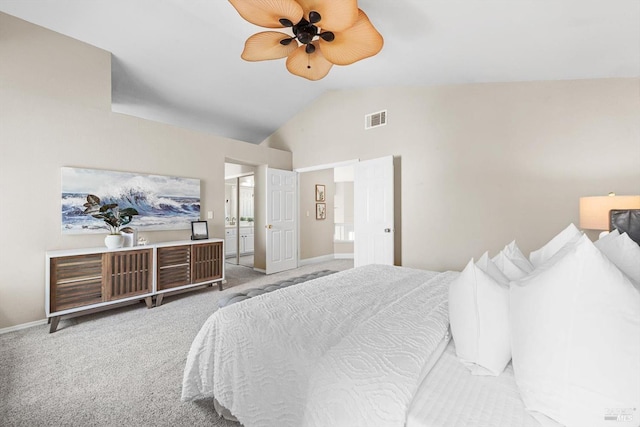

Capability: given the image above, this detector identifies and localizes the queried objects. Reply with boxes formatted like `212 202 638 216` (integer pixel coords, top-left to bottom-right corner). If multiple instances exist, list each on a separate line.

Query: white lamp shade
579 195 640 230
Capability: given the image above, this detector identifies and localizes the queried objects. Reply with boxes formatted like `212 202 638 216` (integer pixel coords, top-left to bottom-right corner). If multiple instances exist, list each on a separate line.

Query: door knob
266 224 273 229
384 228 392 233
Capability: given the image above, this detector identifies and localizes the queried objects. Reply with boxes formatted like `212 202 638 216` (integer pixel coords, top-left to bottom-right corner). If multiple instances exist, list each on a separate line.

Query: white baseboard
253 267 266 273
334 253 354 259
0 318 47 335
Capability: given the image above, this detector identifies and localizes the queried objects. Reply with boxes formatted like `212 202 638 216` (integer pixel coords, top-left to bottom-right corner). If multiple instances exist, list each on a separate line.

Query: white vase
105 234 124 249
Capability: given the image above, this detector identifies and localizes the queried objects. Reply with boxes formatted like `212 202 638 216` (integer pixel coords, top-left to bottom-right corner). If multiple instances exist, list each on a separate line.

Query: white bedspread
406 340 551 427
182 264 458 427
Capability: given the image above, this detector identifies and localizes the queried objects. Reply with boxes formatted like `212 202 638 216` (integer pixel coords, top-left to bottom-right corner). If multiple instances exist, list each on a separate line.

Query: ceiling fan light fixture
229 0 383 80
296 0 358 32
279 18 294 27
319 31 335 42
308 11 322 24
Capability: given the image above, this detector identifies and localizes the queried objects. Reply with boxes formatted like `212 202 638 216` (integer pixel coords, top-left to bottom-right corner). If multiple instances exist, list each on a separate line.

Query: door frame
294 159 360 264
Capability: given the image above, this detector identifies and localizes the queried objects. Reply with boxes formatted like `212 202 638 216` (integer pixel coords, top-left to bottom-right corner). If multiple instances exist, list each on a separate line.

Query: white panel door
354 156 394 267
266 168 298 274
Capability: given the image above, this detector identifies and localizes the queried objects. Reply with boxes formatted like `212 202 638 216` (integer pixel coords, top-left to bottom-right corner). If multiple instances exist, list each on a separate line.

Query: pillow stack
448 223 640 427
595 229 640 288
448 253 510 376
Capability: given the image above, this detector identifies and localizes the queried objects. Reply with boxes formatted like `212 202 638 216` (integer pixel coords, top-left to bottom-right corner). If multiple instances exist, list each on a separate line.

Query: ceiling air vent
365 110 387 130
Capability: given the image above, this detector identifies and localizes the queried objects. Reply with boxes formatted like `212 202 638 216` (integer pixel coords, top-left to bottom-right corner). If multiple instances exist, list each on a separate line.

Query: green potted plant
83 194 139 249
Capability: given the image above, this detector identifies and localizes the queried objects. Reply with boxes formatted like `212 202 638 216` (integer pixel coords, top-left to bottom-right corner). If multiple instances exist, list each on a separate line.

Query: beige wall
333 242 354 255
263 79 640 271
0 13 291 329
299 170 334 260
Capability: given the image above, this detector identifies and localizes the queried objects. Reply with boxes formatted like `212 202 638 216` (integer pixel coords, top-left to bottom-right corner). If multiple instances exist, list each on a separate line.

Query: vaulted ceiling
1 1 638 144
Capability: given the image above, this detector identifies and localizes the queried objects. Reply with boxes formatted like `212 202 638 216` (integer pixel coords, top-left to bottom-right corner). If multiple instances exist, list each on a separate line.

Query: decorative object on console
61 167 200 234
229 0 383 80
120 227 137 247
83 194 139 249
191 221 209 240
103 235 123 250
579 193 640 237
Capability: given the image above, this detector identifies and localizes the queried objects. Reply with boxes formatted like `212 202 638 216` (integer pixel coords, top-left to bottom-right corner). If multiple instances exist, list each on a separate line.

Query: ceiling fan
229 0 384 80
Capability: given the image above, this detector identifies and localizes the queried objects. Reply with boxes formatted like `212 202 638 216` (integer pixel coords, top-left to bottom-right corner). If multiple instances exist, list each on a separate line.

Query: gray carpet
0 260 353 427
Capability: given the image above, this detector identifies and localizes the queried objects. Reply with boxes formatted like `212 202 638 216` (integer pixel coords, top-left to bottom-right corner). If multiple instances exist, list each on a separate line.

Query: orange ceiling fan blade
242 31 298 61
286 43 333 80
320 9 383 65
295 0 358 32
229 0 303 28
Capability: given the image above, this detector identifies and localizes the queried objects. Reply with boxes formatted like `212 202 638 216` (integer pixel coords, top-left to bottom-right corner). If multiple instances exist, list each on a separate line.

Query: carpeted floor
0 260 353 427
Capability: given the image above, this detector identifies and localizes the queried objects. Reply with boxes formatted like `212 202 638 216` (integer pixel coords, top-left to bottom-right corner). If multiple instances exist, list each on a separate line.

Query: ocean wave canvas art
61 167 201 234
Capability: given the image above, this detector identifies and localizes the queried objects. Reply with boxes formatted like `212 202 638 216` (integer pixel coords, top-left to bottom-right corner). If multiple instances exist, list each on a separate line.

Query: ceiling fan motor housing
279 12 334 54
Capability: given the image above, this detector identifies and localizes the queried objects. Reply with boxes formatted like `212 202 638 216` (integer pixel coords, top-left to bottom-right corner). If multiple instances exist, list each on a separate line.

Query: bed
406 340 545 427
182 265 457 427
182 215 640 427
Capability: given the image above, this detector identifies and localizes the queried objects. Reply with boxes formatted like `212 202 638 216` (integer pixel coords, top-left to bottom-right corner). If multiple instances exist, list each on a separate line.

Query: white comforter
182 264 457 427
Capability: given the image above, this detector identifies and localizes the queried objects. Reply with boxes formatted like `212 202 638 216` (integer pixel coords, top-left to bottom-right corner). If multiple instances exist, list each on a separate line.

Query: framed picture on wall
191 221 209 240
316 203 326 220
60 167 200 234
315 184 325 202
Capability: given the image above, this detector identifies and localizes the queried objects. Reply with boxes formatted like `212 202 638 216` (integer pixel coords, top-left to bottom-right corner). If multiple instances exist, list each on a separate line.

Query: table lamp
579 193 640 237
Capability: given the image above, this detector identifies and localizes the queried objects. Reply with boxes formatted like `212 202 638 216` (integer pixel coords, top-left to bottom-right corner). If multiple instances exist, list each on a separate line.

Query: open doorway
296 156 394 267
225 163 255 268
297 164 355 265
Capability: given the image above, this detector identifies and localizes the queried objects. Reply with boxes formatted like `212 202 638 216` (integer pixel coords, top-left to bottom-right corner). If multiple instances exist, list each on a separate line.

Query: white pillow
503 240 534 273
449 254 511 376
597 228 620 243
492 250 528 280
476 252 510 284
510 234 640 427
529 223 582 267
595 231 640 289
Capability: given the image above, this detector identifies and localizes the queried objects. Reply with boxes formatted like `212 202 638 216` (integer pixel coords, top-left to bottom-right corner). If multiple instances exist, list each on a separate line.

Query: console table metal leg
218 281 223 291
155 294 164 307
49 317 60 333
144 297 153 309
